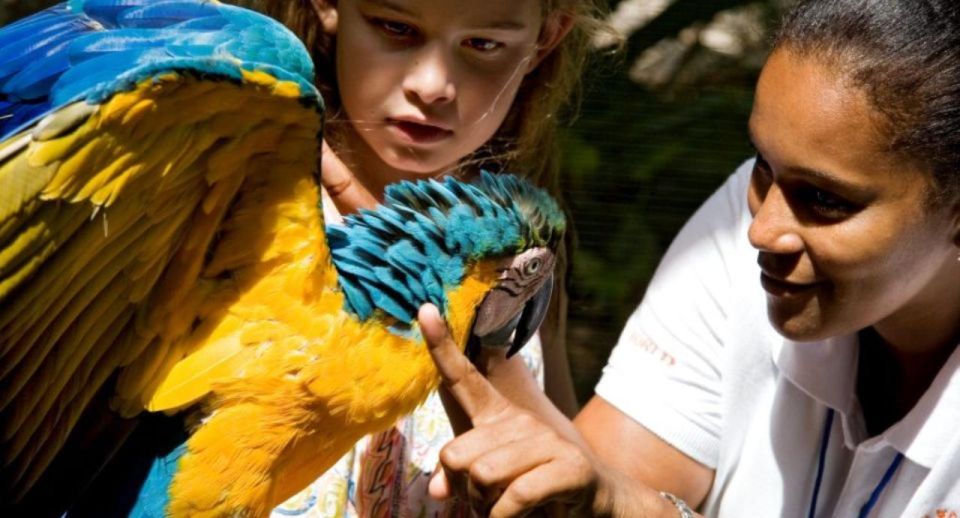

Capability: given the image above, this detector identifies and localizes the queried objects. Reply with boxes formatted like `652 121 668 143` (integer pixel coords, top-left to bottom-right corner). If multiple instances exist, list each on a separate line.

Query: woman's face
748 49 960 343
333 0 547 176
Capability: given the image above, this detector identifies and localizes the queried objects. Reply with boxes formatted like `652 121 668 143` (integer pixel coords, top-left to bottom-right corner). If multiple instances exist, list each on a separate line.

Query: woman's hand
320 139 378 214
418 305 675 518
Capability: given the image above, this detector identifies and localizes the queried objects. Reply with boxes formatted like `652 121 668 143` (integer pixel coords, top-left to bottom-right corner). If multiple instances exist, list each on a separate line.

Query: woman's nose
402 43 456 105
747 183 804 254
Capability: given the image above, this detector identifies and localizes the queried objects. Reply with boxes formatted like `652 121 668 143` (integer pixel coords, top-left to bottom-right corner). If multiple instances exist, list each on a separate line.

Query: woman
420 0 960 516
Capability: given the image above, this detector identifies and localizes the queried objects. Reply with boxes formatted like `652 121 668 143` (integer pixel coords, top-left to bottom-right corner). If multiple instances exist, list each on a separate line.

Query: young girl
245 0 610 515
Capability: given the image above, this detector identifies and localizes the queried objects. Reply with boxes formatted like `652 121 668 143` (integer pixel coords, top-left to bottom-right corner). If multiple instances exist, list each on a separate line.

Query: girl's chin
380 151 458 178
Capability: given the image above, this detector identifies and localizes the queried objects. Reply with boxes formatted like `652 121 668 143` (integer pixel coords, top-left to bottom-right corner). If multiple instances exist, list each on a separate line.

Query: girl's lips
386 119 453 144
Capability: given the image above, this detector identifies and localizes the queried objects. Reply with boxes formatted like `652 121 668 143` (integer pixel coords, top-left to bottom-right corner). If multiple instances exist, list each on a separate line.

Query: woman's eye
803 188 858 220
463 38 504 52
754 154 772 174
371 18 417 38
751 155 773 191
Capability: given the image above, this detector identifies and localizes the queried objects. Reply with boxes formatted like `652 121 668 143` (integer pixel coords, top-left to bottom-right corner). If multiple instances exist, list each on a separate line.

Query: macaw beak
467 273 554 360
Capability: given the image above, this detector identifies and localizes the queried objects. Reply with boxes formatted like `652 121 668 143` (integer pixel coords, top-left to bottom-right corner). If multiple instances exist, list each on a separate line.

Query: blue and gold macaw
0 1 565 516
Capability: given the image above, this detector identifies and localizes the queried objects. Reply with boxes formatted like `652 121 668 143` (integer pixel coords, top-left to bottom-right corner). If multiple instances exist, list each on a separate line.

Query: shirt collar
774 334 867 449
774 333 960 468
774 334 860 416
883 344 960 468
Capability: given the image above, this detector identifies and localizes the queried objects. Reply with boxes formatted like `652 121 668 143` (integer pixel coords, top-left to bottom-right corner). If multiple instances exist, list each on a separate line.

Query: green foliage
561 36 768 401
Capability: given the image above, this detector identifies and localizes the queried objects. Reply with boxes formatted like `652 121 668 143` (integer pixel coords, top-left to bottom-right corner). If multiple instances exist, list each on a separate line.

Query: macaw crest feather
329 172 566 327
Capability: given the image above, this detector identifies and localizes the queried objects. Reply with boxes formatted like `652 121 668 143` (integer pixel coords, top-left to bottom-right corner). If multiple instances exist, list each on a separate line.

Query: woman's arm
577 396 714 508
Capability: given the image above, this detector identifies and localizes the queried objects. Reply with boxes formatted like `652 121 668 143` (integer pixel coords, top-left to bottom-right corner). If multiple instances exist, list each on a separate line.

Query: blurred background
1 0 796 402
556 0 797 401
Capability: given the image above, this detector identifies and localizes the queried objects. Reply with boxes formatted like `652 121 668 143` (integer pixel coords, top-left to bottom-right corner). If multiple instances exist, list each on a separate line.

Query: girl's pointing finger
418 303 511 423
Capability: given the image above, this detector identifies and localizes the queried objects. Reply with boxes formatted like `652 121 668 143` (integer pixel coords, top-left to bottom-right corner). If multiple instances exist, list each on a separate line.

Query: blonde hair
248 0 611 191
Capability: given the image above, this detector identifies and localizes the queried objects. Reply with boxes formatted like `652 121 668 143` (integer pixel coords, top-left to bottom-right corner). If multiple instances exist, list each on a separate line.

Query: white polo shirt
595 159 960 517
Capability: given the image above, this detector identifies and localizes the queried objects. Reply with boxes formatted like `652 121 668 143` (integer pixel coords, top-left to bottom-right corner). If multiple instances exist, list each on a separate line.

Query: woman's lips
386 118 453 144
759 272 821 297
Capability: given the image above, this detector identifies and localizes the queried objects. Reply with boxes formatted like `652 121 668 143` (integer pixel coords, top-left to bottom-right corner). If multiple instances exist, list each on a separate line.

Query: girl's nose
402 43 456 105
747 183 804 254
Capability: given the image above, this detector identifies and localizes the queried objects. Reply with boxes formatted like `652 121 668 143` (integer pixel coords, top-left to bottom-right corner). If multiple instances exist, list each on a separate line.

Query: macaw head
327 172 565 357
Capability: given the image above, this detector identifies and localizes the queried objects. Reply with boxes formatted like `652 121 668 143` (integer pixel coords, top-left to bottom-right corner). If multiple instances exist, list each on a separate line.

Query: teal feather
328 253 379 284
328 173 565 331
357 277 415 323
128 443 186 518
372 267 415 306
339 278 374 320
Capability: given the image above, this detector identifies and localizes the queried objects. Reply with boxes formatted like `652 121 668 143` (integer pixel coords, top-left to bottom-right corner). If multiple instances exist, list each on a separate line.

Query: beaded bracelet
660 491 694 518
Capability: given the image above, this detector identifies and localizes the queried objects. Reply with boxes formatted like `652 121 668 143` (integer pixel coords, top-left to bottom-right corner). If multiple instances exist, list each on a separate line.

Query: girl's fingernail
428 468 451 500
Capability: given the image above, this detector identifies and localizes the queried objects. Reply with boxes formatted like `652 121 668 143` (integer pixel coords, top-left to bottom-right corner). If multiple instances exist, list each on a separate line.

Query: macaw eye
523 258 542 276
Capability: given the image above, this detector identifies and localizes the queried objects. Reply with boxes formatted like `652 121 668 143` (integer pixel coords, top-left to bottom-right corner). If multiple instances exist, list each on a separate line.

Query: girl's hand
418 305 674 518
321 139 378 214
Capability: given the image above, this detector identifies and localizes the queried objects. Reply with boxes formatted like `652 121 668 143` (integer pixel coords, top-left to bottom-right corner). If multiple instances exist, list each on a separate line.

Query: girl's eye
463 38 504 52
371 18 417 38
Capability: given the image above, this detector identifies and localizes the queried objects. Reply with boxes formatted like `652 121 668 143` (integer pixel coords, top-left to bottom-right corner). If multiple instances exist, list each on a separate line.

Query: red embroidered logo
923 509 959 518
629 333 676 366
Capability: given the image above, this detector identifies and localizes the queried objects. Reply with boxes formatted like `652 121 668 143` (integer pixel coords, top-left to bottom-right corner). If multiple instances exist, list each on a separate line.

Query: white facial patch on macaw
470 247 556 349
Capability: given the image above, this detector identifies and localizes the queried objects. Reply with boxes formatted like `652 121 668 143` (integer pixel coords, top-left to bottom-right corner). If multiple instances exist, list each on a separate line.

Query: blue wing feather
74 0 152 23
0 9 73 51
0 99 52 133
170 15 229 31
50 48 167 103
0 21 87 86
116 2 223 28
2 40 81 100
0 0 317 141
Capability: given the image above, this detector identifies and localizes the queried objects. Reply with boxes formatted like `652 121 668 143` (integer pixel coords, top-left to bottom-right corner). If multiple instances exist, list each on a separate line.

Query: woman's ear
309 0 339 34
526 12 575 73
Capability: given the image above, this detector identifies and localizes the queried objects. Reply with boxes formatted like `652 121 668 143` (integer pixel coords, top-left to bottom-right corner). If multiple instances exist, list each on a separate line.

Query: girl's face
747 49 960 343
334 0 548 176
